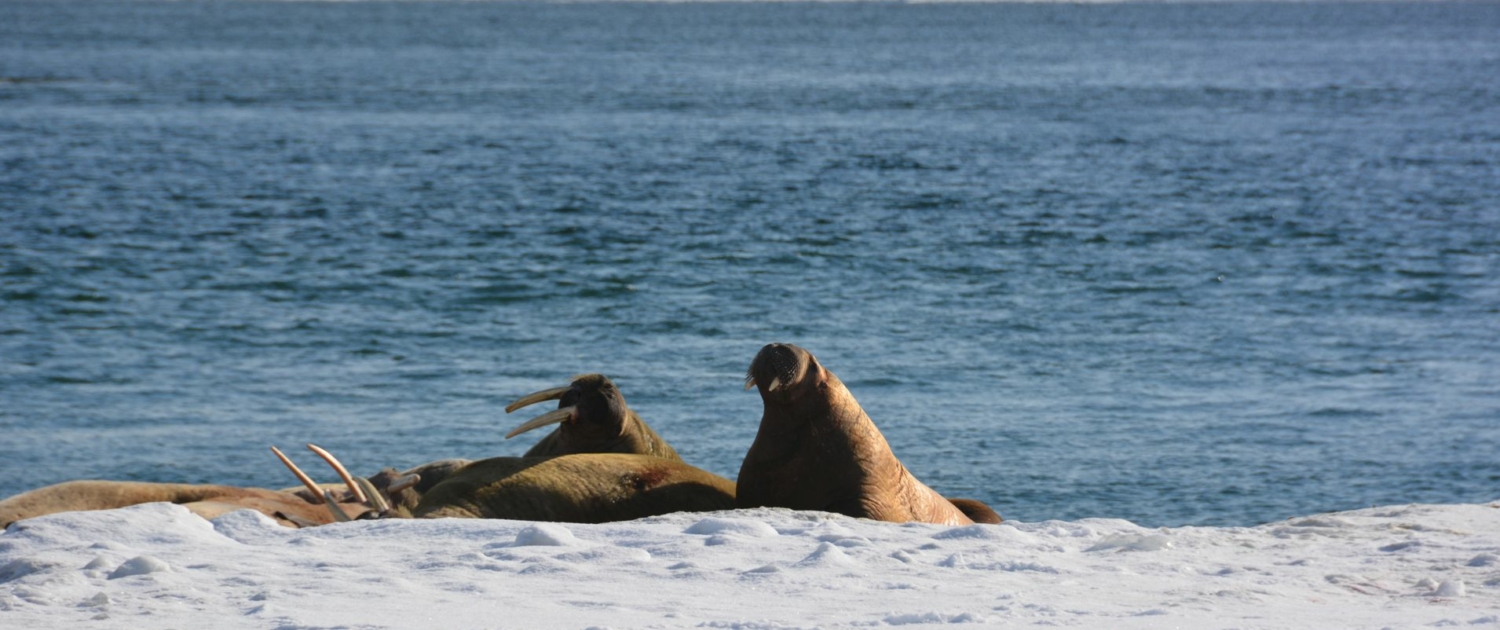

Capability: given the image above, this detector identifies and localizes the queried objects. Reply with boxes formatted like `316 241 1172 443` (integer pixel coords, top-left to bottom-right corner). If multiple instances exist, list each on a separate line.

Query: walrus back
412 454 735 522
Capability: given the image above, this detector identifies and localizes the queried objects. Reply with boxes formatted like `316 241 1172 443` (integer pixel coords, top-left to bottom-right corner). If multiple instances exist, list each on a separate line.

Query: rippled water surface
2 1 1498 526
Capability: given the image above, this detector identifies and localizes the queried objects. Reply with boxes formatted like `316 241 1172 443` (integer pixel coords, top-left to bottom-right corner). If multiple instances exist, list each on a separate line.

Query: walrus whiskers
505 406 577 440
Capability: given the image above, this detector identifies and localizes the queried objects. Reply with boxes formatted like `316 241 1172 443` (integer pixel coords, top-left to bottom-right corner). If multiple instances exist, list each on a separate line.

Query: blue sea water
1 1 1497 527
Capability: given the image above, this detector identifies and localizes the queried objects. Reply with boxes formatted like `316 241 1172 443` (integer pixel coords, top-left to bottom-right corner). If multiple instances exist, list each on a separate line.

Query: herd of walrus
0 344 1001 530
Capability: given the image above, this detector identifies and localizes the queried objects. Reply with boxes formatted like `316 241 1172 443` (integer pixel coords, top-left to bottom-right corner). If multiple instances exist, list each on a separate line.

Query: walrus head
744 343 826 405
506 374 629 439
505 374 679 460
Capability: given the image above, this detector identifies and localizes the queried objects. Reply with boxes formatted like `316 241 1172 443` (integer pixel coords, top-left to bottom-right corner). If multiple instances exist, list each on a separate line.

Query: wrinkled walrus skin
510 374 682 461
411 453 736 522
738 343 1000 526
0 480 363 529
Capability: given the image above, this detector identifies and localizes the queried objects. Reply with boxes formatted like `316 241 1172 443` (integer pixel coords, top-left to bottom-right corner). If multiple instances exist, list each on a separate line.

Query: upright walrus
504 374 681 461
739 343 1001 525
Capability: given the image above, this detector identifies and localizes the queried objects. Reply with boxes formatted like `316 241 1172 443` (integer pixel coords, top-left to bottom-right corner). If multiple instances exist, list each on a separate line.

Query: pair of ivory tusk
742 376 780 392
307 444 366 505
272 444 412 522
503 384 577 440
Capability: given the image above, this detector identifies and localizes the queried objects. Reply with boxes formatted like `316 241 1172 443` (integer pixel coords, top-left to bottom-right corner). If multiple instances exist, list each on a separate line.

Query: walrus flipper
947 498 1002 524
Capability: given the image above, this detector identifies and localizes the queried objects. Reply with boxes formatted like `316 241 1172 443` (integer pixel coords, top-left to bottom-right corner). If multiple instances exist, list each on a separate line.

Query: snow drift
2 501 1497 629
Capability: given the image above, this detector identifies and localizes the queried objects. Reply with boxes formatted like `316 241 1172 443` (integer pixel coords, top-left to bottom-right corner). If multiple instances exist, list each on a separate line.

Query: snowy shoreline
2 501 1497 629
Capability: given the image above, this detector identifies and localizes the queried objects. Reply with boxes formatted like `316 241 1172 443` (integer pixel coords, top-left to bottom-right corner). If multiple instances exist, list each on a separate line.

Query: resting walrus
0 444 437 529
504 374 681 461
0 479 365 529
407 453 735 521
738 343 1001 525
272 445 720 524
275 446 734 522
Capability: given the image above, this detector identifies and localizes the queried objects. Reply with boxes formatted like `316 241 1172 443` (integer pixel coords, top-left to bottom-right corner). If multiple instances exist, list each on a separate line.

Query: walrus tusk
387 473 420 495
306 444 368 505
271 446 324 498
322 490 352 522
505 406 576 440
744 375 781 391
354 477 390 514
504 386 571 413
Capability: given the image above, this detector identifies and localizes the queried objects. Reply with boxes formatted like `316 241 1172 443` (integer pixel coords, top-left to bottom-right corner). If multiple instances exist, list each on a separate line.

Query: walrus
0 479 365 529
408 453 735 520
0 445 468 529
738 343 1001 525
504 374 681 461
280 446 736 522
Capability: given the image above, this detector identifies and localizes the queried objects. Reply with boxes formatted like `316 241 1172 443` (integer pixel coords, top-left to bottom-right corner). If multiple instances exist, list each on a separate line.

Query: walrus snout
562 374 629 435
745 343 818 400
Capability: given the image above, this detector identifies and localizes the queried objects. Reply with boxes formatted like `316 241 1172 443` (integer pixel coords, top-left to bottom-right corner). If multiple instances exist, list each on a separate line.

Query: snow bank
2 502 1497 628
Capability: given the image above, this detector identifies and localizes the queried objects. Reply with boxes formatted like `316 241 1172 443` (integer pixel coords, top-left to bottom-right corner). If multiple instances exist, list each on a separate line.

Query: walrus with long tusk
0 478 367 529
504 374 681 461
0 445 467 529
738 343 1001 525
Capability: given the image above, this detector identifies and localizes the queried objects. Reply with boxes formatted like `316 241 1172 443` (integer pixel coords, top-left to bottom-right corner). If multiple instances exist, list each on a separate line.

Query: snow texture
2 502 1498 629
